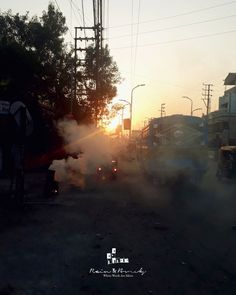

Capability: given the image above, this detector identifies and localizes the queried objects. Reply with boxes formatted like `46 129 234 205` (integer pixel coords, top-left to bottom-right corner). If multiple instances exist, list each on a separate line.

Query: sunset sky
1 0 236 129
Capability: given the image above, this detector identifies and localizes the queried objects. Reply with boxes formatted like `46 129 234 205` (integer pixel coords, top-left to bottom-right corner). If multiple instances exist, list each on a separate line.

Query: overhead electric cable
111 28 236 50
69 0 83 25
133 0 141 78
70 0 82 21
93 0 97 27
81 0 86 28
70 0 72 30
81 0 87 47
107 0 236 29
54 0 73 38
71 0 93 25
107 14 236 39
106 0 110 41
130 0 134 87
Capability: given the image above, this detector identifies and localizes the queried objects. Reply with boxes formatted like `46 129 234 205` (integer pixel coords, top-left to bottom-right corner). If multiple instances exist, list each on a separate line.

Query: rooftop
224 73 236 85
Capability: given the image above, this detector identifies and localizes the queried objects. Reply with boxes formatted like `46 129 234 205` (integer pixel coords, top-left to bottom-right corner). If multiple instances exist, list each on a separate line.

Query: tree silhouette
0 4 121 162
80 44 121 123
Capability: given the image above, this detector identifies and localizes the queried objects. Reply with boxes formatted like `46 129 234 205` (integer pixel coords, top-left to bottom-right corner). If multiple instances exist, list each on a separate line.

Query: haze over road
1 159 236 295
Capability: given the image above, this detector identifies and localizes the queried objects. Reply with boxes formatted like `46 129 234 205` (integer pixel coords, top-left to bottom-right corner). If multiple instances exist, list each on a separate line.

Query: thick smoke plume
50 118 115 187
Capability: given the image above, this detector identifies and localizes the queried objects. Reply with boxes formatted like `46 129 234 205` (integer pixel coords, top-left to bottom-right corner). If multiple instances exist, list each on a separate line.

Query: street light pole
192 108 202 115
130 84 145 139
119 99 131 107
182 96 193 116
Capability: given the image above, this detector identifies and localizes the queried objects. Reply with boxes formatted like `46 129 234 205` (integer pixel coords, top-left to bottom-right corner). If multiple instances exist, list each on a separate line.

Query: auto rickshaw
216 146 236 180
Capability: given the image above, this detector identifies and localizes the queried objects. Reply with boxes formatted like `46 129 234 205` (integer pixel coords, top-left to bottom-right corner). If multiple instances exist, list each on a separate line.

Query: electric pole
160 103 166 117
74 26 96 109
202 83 213 116
73 0 103 124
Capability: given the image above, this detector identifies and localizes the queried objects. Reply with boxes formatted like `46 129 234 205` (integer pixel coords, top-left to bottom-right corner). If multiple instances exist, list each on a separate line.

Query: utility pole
73 0 103 123
160 103 166 117
202 83 213 116
74 26 96 112
93 0 103 124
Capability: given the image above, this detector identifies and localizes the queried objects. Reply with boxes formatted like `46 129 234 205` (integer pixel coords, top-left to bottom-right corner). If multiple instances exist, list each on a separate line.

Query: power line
121 70 188 89
53 0 73 39
107 0 236 29
93 0 96 27
133 0 141 78
81 0 86 27
71 0 81 13
106 0 110 41
81 0 87 47
70 0 72 32
70 0 83 25
130 0 134 88
70 0 82 21
111 28 236 50
107 14 236 40
71 0 93 25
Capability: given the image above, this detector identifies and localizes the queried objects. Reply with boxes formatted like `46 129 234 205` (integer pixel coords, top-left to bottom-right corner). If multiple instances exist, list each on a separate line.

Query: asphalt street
0 160 236 295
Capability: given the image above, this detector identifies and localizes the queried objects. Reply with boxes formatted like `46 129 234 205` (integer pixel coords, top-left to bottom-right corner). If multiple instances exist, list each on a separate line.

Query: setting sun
106 116 120 132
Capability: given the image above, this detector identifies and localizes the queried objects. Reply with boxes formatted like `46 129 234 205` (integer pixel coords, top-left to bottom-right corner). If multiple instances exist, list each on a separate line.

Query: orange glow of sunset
106 116 120 132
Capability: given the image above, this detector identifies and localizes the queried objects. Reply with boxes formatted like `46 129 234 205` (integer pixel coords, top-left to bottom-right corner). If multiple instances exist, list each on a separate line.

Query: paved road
0 160 236 295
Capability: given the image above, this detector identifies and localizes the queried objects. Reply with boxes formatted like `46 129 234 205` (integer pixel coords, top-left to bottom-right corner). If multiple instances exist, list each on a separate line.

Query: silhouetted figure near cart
0 100 33 206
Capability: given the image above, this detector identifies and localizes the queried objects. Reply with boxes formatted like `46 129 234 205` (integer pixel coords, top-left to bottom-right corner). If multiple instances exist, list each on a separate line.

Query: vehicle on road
136 115 208 184
216 145 236 180
97 159 118 181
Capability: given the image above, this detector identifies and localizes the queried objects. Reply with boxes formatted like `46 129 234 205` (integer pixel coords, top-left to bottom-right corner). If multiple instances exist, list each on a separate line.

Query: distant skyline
1 0 236 128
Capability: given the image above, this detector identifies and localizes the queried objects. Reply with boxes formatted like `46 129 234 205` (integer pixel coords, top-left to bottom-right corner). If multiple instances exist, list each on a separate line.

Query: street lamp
130 84 145 139
182 96 193 116
192 108 202 115
119 99 131 106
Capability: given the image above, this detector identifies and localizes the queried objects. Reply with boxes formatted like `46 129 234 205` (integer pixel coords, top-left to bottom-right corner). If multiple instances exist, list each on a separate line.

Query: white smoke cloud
49 118 117 187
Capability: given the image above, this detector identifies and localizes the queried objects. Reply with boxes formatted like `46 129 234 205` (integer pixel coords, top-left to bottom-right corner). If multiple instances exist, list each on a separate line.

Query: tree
0 4 72 115
0 42 40 101
0 4 121 124
0 5 71 159
80 44 121 123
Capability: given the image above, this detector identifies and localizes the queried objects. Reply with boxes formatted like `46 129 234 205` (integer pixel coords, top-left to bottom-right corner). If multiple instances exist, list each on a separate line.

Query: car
97 159 118 181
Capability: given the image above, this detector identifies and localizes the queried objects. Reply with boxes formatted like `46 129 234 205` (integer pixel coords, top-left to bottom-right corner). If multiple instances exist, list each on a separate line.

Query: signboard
0 100 10 114
123 118 131 130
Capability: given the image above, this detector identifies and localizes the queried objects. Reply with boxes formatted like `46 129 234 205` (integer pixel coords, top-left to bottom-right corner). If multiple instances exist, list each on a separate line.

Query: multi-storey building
208 73 236 147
